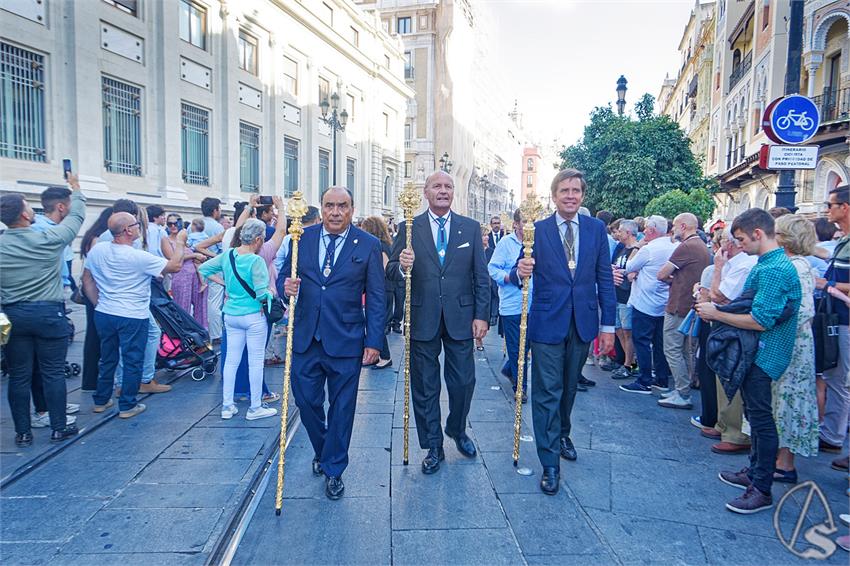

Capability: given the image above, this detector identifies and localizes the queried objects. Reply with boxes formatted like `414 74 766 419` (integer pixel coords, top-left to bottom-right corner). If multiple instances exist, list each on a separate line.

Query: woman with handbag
199 219 277 421
772 214 820 484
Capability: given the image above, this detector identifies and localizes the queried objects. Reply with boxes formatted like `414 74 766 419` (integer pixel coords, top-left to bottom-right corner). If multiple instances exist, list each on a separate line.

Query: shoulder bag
814 241 846 373
228 250 285 324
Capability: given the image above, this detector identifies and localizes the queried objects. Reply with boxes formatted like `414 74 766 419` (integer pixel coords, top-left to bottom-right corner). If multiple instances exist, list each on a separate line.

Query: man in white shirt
618 215 679 394
82 213 184 419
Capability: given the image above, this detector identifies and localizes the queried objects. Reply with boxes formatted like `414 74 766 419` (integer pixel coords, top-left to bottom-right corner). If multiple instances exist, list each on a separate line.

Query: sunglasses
166 220 182 226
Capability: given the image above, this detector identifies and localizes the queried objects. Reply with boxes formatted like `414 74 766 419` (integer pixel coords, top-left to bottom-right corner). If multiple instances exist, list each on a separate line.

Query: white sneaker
66 403 80 414
690 416 702 429
221 405 238 420
658 391 693 409
31 413 77 428
246 405 277 421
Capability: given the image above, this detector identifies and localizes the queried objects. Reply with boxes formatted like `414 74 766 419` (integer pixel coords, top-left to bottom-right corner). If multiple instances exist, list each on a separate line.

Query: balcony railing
404 66 414 80
812 86 850 124
728 52 752 91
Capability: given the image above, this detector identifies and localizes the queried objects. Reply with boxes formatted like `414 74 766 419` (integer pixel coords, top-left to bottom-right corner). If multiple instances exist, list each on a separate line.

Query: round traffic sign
762 94 820 145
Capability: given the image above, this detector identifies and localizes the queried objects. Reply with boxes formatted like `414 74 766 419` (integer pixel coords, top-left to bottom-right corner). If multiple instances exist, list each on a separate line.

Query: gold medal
568 259 576 270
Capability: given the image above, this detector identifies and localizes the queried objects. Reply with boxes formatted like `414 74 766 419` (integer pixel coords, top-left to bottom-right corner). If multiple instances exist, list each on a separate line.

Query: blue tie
436 217 447 265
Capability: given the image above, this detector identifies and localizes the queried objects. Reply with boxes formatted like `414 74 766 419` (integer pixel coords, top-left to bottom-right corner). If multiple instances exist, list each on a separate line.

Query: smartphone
258 196 273 205
62 159 72 180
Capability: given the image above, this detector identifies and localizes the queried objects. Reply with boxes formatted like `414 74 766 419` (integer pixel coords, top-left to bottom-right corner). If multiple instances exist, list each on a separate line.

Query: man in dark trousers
515 168 616 495
280 187 385 500
387 170 490 474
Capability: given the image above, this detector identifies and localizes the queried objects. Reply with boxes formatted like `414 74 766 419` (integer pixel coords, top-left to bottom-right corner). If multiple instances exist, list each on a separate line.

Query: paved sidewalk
2 322 848 565
235 334 848 566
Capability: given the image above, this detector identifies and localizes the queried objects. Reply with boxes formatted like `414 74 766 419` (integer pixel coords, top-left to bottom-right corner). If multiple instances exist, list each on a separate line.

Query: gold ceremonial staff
275 192 308 516
512 194 543 467
398 183 420 466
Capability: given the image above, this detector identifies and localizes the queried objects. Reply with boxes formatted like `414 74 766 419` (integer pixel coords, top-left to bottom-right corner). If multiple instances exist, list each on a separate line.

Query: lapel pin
353 239 358 244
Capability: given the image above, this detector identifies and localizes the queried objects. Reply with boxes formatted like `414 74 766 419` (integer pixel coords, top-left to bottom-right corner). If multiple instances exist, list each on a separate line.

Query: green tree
559 94 716 219
644 188 716 223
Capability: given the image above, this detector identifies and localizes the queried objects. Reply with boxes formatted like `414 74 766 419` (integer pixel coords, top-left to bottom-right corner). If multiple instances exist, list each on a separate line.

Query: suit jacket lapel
306 228 322 283
414 213 441 269
442 213 462 272
574 215 593 280
544 214 571 280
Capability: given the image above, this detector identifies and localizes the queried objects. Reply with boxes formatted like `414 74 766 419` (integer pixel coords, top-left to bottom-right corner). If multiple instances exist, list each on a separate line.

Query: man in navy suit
387 170 490 474
514 168 616 495
280 187 385 500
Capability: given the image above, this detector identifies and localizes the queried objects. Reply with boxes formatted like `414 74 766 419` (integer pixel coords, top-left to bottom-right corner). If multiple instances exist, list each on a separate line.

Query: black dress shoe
312 457 323 477
577 383 588 392
521 392 528 404
50 424 79 443
560 437 577 461
15 432 33 447
325 476 344 500
421 447 445 474
391 324 402 334
578 375 596 387
445 429 477 458
540 466 560 495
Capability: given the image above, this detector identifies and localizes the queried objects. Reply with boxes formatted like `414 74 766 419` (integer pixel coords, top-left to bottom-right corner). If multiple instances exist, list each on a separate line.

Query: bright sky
488 0 696 151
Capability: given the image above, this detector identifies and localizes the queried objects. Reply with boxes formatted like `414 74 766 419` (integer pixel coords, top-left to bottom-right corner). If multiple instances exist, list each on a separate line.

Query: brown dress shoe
701 427 721 439
711 441 751 455
139 380 172 393
819 439 842 453
831 455 849 472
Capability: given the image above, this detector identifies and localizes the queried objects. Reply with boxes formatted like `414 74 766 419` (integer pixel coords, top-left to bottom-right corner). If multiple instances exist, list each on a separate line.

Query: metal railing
181 103 209 186
812 86 850 124
0 42 46 162
404 66 414 80
728 52 752 91
102 76 142 176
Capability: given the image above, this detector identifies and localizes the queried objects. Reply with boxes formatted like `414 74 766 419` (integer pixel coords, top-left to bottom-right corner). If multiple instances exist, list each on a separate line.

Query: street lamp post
616 75 628 116
320 92 349 185
438 152 453 173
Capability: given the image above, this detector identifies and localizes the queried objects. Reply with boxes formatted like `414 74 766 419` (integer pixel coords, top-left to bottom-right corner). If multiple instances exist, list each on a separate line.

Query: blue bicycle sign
763 95 820 144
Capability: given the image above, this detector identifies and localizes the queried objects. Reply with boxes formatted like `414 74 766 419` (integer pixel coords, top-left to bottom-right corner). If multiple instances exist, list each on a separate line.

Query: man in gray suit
387 170 490 474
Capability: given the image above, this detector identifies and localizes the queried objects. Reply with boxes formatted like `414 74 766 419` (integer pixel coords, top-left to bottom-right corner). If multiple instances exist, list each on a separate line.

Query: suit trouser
291 338 361 478
663 313 690 397
820 326 850 446
531 318 590 468
715 378 750 445
391 281 405 326
410 316 475 449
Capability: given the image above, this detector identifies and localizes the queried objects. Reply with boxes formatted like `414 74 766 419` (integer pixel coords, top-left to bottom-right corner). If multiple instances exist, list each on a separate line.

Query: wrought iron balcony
812 86 850 124
728 52 752 91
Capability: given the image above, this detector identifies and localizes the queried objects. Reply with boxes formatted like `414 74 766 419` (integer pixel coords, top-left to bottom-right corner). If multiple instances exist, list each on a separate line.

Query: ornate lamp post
320 92 349 185
438 152 453 173
616 75 628 116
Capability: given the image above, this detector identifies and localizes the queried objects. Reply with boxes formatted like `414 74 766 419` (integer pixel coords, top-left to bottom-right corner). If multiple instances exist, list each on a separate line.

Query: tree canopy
558 94 716 221
644 188 716 222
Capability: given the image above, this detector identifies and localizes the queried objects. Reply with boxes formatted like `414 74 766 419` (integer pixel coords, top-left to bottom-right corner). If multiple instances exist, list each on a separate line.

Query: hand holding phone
63 159 72 180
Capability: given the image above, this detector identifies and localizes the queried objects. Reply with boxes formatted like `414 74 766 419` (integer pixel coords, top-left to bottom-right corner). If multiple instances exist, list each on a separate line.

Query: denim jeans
502 314 530 392
93 312 148 411
631 307 671 387
114 313 160 386
3 302 70 433
740 364 778 495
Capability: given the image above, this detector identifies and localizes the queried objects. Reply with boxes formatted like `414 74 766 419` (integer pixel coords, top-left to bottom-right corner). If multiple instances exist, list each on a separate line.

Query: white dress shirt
428 210 452 246
626 237 679 317
718 251 757 301
555 214 580 263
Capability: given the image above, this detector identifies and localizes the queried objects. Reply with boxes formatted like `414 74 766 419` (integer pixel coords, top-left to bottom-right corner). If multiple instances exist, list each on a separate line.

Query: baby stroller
150 279 218 381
